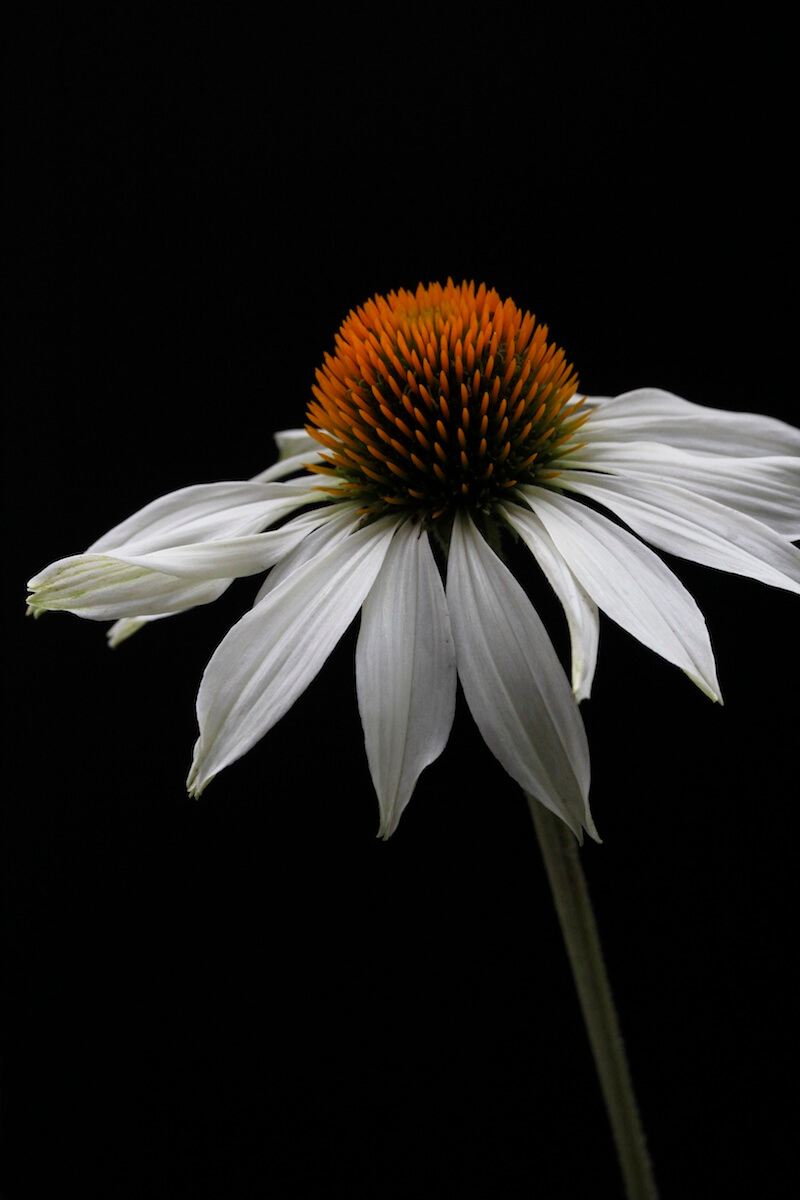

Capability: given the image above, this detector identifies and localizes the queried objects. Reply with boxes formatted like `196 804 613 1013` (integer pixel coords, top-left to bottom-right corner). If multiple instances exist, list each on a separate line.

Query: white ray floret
446 511 596 842
187 513 397 797
356 519 457 839
517 484 722 702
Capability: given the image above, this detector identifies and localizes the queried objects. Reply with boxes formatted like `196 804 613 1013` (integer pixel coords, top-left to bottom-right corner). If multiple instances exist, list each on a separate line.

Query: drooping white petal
187 515 398 796
356 521 457 839
556 470 800 594
89 479 319 555
566 440 800 538
26 506 338 620
499 501 600 701
446 511 596 842
581 389 800 457
112 506 356 637
518 485 722 701
100 505 339 579
25 559 233 620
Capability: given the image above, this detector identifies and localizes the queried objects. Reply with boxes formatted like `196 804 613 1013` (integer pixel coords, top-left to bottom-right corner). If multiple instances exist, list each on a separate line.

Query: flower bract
27 280 800 839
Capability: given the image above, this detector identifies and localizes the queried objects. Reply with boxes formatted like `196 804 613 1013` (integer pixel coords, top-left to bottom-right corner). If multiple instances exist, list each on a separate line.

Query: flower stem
526 795 659 1200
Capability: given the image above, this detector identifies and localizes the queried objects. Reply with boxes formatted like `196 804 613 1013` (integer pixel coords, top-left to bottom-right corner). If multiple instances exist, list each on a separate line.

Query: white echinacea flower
27 280 800 841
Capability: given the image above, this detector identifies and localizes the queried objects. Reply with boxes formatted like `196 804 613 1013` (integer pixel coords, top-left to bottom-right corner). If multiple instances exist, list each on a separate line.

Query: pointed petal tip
528 791 601 845
569 809 602 845
376 808 400 840
186 745 211 798
585 814 603 845
106 618 142 648
693 672 723 704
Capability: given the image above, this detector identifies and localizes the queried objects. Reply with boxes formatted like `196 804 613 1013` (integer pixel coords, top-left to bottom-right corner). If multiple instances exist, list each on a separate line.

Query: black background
5 6 798 1197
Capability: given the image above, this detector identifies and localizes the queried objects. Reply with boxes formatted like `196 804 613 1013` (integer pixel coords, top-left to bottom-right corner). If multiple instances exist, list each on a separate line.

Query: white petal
566 440 800 537
499 502 600 701
89 479 319 555
251 446 326 486
104 505 341 640
100 506 339 579
26 558 231 619
187 515 398 796
246 431 326 483
518 485 722 701
105 509 351 644
446 511 596 842
356 521 457 839
581 388 800 457
250 454 325 483
275 429 320 460
107 615 166 646
26 507 337 619
556 470 800 594
251 503 360 605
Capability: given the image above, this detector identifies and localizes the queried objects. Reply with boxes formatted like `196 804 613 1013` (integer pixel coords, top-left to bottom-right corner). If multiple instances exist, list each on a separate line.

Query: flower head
305 279 587 519
27 280 800 840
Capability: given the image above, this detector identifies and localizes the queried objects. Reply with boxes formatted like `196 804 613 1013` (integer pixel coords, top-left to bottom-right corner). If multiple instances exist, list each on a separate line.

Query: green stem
526 795 659 1200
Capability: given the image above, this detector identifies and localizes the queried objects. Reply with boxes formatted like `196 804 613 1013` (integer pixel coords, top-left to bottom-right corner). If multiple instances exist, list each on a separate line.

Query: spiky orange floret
306 279 588 518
